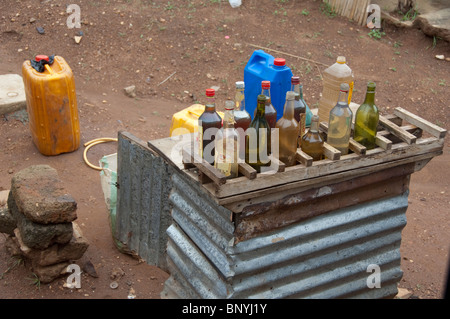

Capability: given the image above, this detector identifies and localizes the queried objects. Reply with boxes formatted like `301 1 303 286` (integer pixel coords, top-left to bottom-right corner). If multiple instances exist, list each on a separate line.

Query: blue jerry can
244 50 293 121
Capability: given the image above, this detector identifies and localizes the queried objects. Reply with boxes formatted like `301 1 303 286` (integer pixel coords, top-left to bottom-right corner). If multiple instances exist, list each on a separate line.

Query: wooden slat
295 149 313 167
349 138 367 155
375 133 393 150
238 162 257 180
323 142 341 160
182 146 227 186
379 115 417 145
394 107 447 139
269 155 286 173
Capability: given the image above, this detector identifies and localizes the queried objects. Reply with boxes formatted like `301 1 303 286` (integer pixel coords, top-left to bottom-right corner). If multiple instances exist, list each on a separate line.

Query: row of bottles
198 56 379 178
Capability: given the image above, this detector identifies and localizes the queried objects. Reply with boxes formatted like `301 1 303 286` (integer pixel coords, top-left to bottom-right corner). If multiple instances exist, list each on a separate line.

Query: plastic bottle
275 91 299 167
317 56 354 124
327 83 353 155
22 55 80 156
215 100 239 178
244 50 292 121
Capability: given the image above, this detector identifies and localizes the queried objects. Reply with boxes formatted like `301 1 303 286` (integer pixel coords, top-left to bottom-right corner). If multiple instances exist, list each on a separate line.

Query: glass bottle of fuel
246 95 271 172
198 88 222 165
275 91 299 167
233 81 251 160
327 83 352 155
290 76 306 147
301 115 324 161
215 100 239 178
257 81 277 129
353 81 379 150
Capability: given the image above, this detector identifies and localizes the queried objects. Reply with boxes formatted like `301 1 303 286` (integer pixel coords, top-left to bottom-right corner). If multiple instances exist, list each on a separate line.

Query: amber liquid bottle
301 115 324 161
215 100 239 178
246 95 271 173
233 81 251 160
259 81 277 129
354 81 379 150
291 76 306 147
198 88 222 165
275 91 299 167
327 83 352 155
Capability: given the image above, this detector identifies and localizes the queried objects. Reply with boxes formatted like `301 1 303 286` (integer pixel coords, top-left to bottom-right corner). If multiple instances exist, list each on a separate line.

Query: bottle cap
236 81 245 89
337 56 346 64
339 83 350 92
206 88 215 97
35 55 49 62
274 58 286 66
291 76 300 85
225 100 235 110
286 91 296 100
261 81 270 89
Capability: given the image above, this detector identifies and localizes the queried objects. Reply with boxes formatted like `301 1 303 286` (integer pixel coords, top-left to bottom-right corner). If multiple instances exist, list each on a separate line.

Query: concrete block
0 74 27 116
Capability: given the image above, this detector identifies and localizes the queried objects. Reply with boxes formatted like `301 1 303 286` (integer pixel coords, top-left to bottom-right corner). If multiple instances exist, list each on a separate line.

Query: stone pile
0 165 89 283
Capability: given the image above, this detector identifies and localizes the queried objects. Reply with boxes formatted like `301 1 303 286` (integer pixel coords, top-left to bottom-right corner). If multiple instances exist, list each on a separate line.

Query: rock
32 261 71 284
36 26 45 34
435 55 445 60
29 18 36 23
10 165 77 225
83 260 99 278
395 287 413 299
8 194 73 250
12 222 88 267
0 74 27 116
74 35 82 44
0 205 16 236
124 85 136 98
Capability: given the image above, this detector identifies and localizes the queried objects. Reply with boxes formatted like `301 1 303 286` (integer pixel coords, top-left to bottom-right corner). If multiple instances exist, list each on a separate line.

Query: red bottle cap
35 55 49 62
291 76 300 84
206 88 215 97
261 81 270 89
274 58 286 66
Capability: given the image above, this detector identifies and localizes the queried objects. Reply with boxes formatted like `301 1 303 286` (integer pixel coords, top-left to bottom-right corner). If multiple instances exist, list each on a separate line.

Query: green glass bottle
353 81 379 150
246 95 271 173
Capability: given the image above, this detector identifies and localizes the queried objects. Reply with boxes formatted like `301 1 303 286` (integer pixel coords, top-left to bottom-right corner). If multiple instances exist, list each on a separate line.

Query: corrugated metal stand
115 107 446 299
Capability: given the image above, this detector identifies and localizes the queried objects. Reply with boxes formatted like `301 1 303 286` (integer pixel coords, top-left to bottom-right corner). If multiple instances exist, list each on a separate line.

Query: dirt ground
0 0 449 300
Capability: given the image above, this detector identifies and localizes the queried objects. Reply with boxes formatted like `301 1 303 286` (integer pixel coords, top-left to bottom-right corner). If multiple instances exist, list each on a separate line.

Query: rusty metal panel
162 175 409 299
115 131 173 270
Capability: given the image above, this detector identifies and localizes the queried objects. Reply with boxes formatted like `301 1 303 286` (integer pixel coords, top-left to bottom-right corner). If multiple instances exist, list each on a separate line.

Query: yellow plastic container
170 104 224 137
22 55 80 156
317 56 354 124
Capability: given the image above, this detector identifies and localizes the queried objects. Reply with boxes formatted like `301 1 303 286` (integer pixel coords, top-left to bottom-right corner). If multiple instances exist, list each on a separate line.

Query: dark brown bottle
258 81 277 129
198 88 222 165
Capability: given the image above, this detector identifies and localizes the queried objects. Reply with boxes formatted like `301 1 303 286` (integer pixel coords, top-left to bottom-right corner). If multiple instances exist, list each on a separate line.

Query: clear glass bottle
327 83 352 155
198 88 222 165
258 81 277 129
246 95 271 172
233 81 251 160
215 100 239 178
275 91 299 167
353 81 379 150
301 115 324 161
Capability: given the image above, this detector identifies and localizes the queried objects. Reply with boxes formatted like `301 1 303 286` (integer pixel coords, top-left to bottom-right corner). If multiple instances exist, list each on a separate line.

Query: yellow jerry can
22 55 80 156
170 104 224 137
